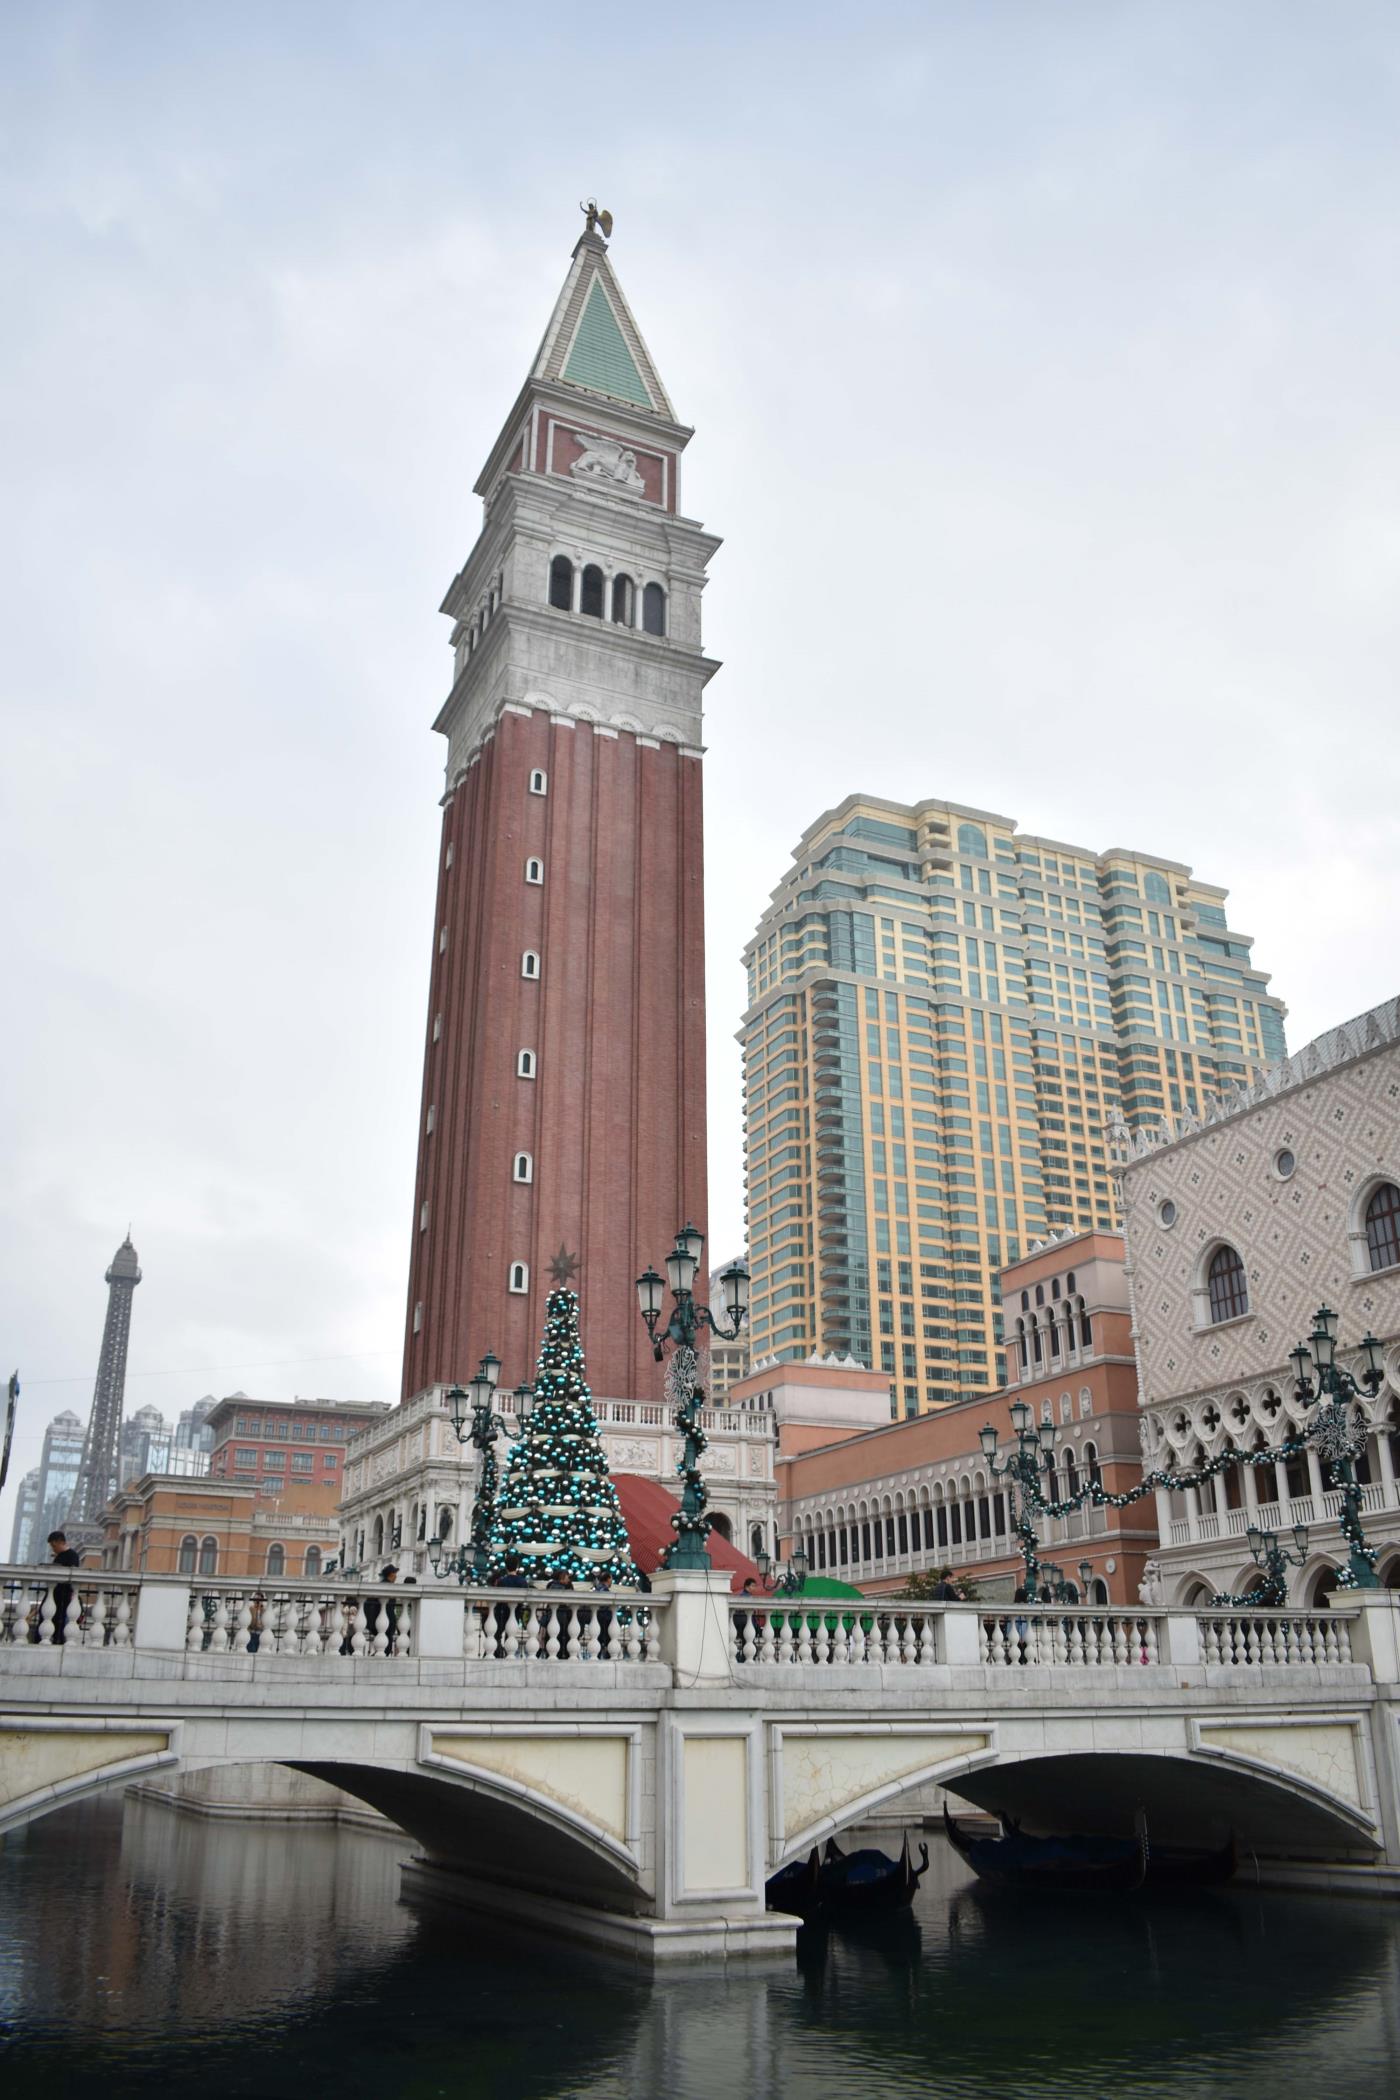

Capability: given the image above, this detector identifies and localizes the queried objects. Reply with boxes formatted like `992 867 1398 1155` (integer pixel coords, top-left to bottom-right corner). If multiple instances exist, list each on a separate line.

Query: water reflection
2 1797 1399 2100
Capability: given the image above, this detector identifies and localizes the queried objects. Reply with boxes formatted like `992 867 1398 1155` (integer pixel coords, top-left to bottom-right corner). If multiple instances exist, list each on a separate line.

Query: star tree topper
549 1245 580 1286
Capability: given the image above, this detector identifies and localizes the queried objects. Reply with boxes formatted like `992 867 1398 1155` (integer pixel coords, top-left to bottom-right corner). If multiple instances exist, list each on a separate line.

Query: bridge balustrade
0 1569 665 1667
466 1595 661 1663
1197 1611 1352 1666
728 1597 1363 1673
1 1573 141 1649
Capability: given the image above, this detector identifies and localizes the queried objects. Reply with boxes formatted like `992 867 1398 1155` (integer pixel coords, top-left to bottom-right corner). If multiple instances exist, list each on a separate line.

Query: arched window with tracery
1365 1183 1400 1272
178 1534 197 1574
198 1536 218 1575
1207 1245 1249 1323
266 1544 285 1577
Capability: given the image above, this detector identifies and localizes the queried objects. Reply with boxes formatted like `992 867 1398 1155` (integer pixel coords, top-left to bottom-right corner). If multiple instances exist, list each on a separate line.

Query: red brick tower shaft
401 222 719 1405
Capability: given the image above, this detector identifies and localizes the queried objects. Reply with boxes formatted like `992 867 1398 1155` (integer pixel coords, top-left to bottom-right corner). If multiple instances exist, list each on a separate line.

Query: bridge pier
399 1570 798 1966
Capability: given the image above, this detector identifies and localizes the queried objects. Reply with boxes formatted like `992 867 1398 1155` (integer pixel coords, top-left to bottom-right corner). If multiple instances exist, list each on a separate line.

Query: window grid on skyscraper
740 796 1286 1416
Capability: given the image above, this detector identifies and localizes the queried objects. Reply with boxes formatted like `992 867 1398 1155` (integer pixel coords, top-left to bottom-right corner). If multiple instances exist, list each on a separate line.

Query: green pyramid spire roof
563 277 654 407
530 228 676 422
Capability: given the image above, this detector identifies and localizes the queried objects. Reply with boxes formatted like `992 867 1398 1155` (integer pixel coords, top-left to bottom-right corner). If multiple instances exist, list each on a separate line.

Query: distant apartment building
741 794 1287 1416
33 1409 85 1542
706 1262 751 1403
7 1469 41 1562
205 1394 391 1499
118 1397 216 1483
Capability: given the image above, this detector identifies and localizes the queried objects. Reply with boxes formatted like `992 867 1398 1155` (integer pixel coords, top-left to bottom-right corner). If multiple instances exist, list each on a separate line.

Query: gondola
765 1845 823 1918
943 1804 1149 1892
818 1833 929 1912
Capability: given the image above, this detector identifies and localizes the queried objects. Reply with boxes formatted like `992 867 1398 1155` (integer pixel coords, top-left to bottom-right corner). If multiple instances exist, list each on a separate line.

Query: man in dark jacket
46 1530 82 1644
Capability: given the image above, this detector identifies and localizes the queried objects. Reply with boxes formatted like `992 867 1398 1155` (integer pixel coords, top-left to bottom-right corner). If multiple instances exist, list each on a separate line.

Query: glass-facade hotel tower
740 795 1287 1417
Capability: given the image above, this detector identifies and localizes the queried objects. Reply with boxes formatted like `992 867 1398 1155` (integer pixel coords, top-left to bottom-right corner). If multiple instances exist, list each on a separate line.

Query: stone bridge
3 1565 1399 1963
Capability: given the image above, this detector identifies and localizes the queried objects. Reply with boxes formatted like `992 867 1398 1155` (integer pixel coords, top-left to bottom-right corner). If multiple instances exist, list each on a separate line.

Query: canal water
2 1795 1398 2098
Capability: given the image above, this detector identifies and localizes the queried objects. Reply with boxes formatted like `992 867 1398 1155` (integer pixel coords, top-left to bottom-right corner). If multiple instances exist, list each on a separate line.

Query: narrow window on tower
413 1301 423 1332
642 581 666 636
419 1202 428 1231
525 857 544 885
529 769 548 796
438 926 448 952
513 1152 533 1184
432 1013 441 1041
426 1105 436 1134
612 573 634 625
521 950 540 980
445 842 454 868
548 555 573 611
508 1261 529 1294
580 564 605 618
517 1049 537 1078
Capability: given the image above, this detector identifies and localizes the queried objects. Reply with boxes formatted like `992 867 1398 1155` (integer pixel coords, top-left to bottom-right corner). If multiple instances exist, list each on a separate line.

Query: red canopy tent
613 1474 763 1594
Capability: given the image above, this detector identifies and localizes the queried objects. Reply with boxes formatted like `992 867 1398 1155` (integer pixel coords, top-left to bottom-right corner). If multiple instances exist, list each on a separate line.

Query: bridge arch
0 1730 649 1912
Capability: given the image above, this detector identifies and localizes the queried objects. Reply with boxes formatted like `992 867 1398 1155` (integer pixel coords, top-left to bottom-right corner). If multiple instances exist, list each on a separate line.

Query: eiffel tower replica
65 1233 142 1550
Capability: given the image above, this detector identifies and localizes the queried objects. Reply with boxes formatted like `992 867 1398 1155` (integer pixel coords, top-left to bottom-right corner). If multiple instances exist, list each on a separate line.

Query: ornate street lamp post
432 1355 534 1584
636 1225 750 1570
755 1544 808 1596
980 1403 1056 1601
1290 1305 1386 1590
1232 1519 1311 1608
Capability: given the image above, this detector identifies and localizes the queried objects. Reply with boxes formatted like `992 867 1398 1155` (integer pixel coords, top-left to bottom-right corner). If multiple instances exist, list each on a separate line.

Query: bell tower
401 212 719 1405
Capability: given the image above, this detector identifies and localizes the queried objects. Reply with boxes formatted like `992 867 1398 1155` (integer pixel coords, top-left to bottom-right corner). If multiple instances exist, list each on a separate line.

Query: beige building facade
1116 995 1400 1606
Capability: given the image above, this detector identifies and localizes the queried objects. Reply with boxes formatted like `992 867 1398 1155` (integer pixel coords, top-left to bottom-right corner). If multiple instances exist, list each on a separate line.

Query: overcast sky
3 2 1399 1540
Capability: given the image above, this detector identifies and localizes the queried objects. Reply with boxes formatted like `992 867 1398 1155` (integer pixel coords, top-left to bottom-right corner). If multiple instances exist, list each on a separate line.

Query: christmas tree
486 1287 640 1588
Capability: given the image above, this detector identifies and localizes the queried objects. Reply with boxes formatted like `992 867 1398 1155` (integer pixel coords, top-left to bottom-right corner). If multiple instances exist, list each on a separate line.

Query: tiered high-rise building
741 794 1287 1416
400 213 716 1404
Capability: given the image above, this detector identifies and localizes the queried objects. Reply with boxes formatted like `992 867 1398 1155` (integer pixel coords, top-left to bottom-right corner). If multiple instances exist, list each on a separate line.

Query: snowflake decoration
1308 1399 1364 1468
665 1345 699 1412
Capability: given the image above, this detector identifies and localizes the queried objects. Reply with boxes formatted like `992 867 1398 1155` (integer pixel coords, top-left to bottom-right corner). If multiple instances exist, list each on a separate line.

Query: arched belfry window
548 556 573 611
1365 1183 1400 1272
517 1048 536 1079
509 1261 529 1294
1207 1245 1249 1324
580 564 605 619
612 574 634 625
642 581 666 636
521 949 540 980
513 1152 533 1184
529 769 548 797
525 857 544 885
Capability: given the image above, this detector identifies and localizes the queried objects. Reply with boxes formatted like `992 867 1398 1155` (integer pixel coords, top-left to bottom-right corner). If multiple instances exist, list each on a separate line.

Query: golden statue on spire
580 198 613 239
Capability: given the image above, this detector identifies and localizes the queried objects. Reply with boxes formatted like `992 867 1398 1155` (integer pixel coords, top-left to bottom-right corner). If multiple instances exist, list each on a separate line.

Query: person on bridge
40 1531 81 1646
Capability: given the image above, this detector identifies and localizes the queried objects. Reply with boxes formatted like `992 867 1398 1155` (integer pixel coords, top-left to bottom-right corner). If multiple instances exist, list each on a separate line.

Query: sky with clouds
3 1 1398 1539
